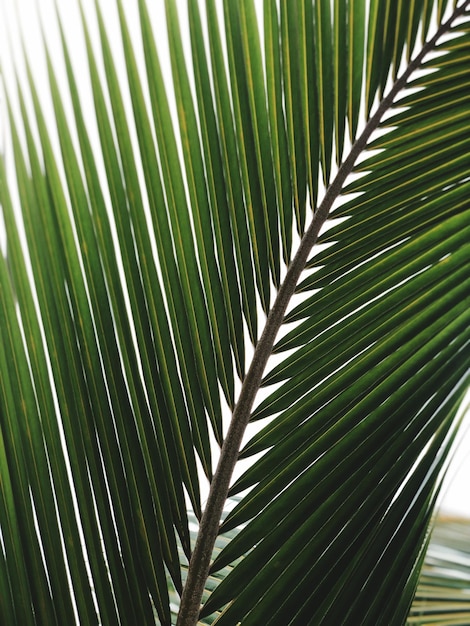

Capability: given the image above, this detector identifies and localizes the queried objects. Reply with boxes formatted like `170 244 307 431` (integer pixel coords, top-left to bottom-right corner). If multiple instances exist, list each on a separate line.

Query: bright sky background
0 0 469 519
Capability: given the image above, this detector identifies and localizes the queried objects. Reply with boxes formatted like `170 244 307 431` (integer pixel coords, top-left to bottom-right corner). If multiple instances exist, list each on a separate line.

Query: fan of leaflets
408 518 470 626
0 0 469 624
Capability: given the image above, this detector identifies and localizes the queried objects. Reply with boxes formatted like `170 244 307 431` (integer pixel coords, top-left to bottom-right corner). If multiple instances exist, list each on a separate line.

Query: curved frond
0 1 469 624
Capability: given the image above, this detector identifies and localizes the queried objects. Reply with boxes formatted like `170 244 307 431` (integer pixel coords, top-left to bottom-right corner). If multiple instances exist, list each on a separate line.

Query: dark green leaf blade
188 0 246 379
164 0 236 406
264 0 293 263
315 0 334 184
204 0 259 343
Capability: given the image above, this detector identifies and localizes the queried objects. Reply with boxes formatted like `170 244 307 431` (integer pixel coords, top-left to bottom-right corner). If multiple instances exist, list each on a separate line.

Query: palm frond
0 0 469 624
408 518 470 625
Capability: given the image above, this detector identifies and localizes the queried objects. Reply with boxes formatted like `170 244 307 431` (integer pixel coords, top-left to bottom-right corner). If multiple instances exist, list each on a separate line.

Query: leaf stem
176 3 469 624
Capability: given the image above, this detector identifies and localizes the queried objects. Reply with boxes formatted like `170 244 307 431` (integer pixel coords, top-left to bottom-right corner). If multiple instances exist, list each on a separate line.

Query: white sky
0 0 469 519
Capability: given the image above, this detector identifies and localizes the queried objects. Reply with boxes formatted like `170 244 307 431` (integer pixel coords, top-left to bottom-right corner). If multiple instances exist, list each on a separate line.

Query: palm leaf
408 518 470 625
0 0 469 624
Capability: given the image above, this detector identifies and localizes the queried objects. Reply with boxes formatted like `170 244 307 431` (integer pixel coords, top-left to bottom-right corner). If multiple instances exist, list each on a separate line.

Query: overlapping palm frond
0 0 469 624
408 518 470 625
